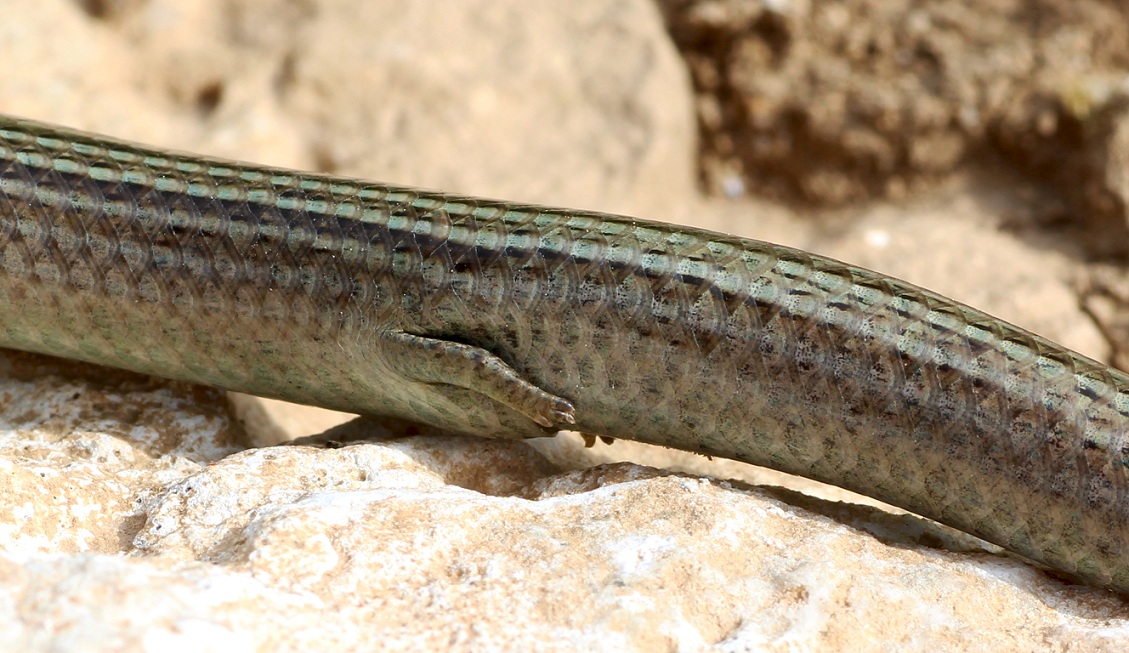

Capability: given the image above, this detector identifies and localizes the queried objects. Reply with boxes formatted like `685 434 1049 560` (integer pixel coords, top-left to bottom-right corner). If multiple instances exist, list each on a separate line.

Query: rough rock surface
1 0 1129 651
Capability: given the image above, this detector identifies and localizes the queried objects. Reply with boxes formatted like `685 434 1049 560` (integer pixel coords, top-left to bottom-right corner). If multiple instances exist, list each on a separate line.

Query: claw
579 432 615 448
534 397 575 428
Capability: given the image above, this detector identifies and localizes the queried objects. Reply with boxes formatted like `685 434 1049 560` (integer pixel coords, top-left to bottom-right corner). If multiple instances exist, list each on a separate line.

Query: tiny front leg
383 330 576 429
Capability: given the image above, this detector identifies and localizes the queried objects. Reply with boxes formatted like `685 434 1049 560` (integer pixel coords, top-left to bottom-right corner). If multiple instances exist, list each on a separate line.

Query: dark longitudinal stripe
3 114 1129 595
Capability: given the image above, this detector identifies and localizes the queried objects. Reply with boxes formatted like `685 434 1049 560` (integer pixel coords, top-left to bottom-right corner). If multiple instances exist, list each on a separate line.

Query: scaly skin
1 114 1127 591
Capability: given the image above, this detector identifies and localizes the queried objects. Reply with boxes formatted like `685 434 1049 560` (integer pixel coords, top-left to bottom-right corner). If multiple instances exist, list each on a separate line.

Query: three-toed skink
1 114 1127 592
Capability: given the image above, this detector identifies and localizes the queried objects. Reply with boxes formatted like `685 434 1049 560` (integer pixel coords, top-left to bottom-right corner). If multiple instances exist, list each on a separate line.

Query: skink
1 114 1127 592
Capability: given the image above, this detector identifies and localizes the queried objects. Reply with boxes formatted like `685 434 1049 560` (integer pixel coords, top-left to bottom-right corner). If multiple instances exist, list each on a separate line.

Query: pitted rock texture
1 0 1129 651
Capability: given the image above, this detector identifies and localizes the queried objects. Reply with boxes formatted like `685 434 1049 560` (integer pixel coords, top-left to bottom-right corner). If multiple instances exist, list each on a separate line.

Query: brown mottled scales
1 115 1127 592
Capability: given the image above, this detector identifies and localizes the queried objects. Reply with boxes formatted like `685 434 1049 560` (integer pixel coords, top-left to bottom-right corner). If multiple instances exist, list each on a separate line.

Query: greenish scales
1 115 1127 592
